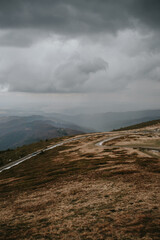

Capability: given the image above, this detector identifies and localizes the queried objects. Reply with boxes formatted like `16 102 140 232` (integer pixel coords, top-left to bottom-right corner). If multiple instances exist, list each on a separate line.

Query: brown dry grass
0 127 160 240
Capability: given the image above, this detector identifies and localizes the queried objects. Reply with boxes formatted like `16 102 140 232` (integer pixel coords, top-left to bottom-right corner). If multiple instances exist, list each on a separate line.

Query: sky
0 0 160 114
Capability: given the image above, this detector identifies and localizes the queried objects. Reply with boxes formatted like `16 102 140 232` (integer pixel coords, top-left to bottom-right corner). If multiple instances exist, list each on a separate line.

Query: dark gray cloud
54 57 108 92
0 53 108 93
0 0 160 113
0 0 160 49
0 0 159 35
0 0 130 33
130 0 160 30
0 30 35 47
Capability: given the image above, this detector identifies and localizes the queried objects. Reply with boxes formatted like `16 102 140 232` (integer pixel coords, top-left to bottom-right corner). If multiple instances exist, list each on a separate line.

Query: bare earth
0 124 160 240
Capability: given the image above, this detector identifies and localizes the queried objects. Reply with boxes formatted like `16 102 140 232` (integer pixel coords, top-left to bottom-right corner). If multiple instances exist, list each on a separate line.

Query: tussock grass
0 129 160 240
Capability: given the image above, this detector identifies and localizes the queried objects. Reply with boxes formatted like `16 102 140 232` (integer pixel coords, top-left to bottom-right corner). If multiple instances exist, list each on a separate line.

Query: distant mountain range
0 115 88 150
0 109 160 150
45 109 160 132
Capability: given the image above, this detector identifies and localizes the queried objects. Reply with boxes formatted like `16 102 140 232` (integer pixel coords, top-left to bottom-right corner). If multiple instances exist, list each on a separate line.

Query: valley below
0 123 160 239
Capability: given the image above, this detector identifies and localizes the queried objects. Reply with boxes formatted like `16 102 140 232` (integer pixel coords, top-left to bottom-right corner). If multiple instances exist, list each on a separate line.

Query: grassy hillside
0 135 71 167
0 126 160 239
114 119 160 131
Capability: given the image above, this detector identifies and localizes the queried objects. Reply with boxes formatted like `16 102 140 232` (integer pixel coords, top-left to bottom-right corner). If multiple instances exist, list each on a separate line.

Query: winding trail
2 132 158 174
0 133 119 173
96 135 122 146
96 135 160 158
0 136 86 173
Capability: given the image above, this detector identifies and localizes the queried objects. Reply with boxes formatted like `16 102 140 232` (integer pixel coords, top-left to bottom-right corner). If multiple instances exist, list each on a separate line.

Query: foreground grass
0 132 160 240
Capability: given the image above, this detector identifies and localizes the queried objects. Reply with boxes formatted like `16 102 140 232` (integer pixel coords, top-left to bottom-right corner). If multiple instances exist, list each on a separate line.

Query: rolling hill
0 120 160 239
0 115 88 150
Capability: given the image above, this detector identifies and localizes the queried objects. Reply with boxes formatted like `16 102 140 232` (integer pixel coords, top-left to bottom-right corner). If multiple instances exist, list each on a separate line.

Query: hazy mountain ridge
0 115 87 150
59 110 160 131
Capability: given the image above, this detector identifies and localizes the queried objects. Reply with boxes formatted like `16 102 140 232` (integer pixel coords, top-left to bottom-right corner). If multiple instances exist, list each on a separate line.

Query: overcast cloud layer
0 0 160 112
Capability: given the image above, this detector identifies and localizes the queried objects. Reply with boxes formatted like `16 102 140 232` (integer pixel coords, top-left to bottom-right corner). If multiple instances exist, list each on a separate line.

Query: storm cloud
0 0 160 112
0 0 160 34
